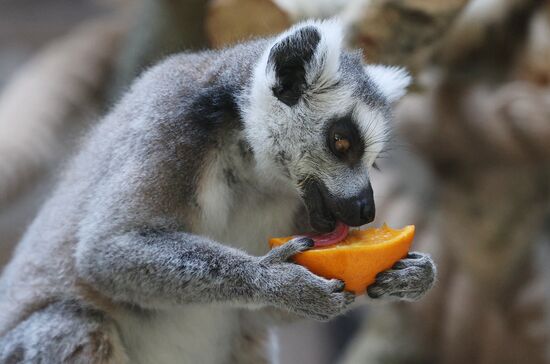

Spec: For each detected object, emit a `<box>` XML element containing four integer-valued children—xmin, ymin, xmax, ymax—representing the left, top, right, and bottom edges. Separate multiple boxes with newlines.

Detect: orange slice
<box><xmin>269</xmin><ymin>224</ymin><xmax>415</xmax><ymax>294</ymax></box>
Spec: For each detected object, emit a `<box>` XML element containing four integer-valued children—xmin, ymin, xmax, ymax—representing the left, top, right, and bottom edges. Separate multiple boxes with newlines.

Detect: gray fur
<box><xmin>367</xmin><ymin>252</ymin><xmax>437</xmax><ymax>301</ymax></box>
<box><xmin>0</xmin><ymin>300</ymin><xmax>127</xmax><ymax>363</ymax></box>
<box><xmin>0</xmin><ymin>20</ymin><xmax>434</xmax><ymax>363</ymax></box>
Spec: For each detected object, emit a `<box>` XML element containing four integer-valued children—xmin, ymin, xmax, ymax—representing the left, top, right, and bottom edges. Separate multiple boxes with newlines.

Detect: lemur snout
<box><xmin>330</xmin><ymin>185</ymin><xmax>375</xmax><ymax>227</ymax></box>
<box><xmin>302</xmin><ymin>179</ymin><xmax>376</xmax><ymax>232</ymax></box>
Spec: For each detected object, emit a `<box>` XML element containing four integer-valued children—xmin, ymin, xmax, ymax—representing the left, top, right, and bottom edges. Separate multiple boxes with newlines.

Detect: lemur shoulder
<box><xmin>0</xmin><ymin>20</ymin><xmax>435</xmax><ymax>364</ymax></box>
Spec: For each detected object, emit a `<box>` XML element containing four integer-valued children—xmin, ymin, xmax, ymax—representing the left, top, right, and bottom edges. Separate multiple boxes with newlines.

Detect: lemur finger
<box><xmin>367</xmin><ymin>261</ymin><xmax>437</xmax><ymax>300</ymax></box>
<box><xmin>380</xmin><ymin>265</ymin><xmax>435</xmax><ymax>289</ymax></box>
<box><xmin>329</xmin><ymin>279</ymin><xmax>346</xmax><ymax>293</ymax></box>
<box><xmin>261</xmin><ymin>237</ymin><xmax>314</xmax><ymax>264</ymax></box>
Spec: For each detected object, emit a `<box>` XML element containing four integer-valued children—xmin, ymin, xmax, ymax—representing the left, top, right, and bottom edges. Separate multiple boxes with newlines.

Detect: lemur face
<box><xmin>244</xmin><ymin>20</ymin><xmax>411</xmax><ymax>233</ymax></box>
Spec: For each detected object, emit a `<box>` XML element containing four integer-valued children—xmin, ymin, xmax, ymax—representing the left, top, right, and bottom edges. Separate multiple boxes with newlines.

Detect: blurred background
<box><xmin>0</xmin><ymin>0</ymin><xmax>549</xmax><ymax>363</ymax></box>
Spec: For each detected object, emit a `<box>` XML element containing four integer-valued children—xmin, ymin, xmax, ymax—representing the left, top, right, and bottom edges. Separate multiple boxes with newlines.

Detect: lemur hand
<box><xmin>366</xmin><ymin>252</ymin><xmax>436</xmax><ymax>301</ymax></box>
<box><xmin>258</xmin><ymin>237</ymin><xmax>355</xmax><ymax>321</ymax></box>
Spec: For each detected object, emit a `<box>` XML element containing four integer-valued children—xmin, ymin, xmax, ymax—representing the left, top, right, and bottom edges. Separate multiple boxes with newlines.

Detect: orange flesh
<box><xmin>269</xmin><ymin>224</ymin><xmax>415</xmax><ymax>294</ymax></box>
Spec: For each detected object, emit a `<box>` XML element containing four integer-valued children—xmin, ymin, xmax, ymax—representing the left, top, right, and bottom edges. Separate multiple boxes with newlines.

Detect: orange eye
<box><xmin>334</xmin><ymin>134</ymin><xmax>351</xmax><ymax>154</ymax></box>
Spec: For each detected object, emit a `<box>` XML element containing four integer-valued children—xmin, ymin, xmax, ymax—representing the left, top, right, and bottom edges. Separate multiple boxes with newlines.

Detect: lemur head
<box><xmin>243</xmin><ymin>20</ymin><xmax>411</xmax><ymax>233</ymax></box>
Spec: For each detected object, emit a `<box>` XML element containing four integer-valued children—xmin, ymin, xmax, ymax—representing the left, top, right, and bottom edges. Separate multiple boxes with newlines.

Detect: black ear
<box><xmin>268</xmin><ymin>26</ymin><xmax>321</xmax><ymax>106</ymax></box>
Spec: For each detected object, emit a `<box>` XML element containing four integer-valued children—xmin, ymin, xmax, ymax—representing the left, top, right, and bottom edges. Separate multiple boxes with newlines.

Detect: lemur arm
<box><xmin>77</xmin><ymin>230</ymin><xmax>265</xmax><ymax>307</ymax></box>
<box><xmin>75</xmin><ymin>230</ymin><xmax>354</xmax><ymax>320</ymax></box>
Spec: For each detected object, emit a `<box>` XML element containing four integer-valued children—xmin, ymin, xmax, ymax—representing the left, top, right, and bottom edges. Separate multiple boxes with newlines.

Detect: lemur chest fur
<box><xmin>194</xmin><ymin>136</ymin><xmax>301</xmax><ymax>256</ymax></box>
<box><xmin>116</xmin><ymin>305</ymin><xmax>238</xmax><ymax>364</ymax></box>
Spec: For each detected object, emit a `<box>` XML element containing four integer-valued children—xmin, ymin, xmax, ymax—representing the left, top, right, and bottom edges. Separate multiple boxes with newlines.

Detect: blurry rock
<box><xmin>0</xmin><ymin>16</ymin><xmax>126</xmax><ymax>263</ymax></box>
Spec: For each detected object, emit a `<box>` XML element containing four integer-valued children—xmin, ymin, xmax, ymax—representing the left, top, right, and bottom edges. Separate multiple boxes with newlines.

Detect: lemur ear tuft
<box><xmin>268</xmin><ymin>26</ymin><xmax>321</xmax><ymax>106</ymax></box>
<box><xmin>265</xmin><ymin>20</ymin><xmax>344</xmax><ymax>106</ymax></box>
<box><xmin>365</xmin><ymin>65</ymin><xmax>412</xmax><ymax>103</ymax></box>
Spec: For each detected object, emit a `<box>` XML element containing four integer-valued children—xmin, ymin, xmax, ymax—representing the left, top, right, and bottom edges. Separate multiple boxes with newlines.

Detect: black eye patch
<box><xmin>326</xmin><ymin>116</ymin><xmax>364</xmax><ymax>166</ymax></box>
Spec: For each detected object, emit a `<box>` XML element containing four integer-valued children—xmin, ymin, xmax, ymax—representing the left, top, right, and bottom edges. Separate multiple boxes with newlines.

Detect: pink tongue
<box><xmin>306</xmin><ymin>222</ymin><xmax>350</xmax><ymax>247</ymax></box>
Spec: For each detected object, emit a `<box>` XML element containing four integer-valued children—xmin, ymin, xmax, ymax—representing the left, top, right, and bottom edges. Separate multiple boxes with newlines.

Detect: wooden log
<box><xmin>515</xmin><ymin>2</ymin><xmax>550</xmax><ymax>85</ymax></box>
<box><xmin>206</xmin><ymin>0</ymin><xmax>291</xmax><ymax>49</ymax></box>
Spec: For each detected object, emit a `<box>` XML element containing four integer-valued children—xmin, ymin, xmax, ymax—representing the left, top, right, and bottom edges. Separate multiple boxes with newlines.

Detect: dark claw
<box><xmin>302</xmin><ymin>238</ymin><xmax>315</xmax><ymax>248</ymax></box>
<box><xmin>407</xmin><ymin>252</ymin><xmax>422</xmax><ymax>259</ymax></box>
<box><xmin>334</xmin><ymin>280</ymin><xmax>346</xmax><ymax>292</ymax></box>
<box><xmin>392</xmin><ymin>261</ymin><xmax>406</xmax><ymax>269</ymax></box>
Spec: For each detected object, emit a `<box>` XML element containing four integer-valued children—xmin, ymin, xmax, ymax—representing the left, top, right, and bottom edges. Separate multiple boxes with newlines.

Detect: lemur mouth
<box><xmin>300</xmin><ymin>178</ymin><xmax>350</xmax><ymax>246</ymax></box>
<box><xmin>300</xmin><ymin>178</ymin><xmax>336</xmax><ymax>233</ymax></box>
<box><xmin>305</xmin><ymin>221</ymin><xmax>349</xmax><ymax>247</ymax></box>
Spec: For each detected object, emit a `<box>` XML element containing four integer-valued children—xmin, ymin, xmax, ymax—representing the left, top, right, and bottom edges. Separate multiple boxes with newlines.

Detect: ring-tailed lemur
<box><xmin>0</xmin><ymin>20</ymin><xmax>435</xmax><ymax>363</ymax></box>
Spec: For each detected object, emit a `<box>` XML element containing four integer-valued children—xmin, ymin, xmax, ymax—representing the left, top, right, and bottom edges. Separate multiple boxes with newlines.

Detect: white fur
<box><xmin>196</xmin><ymin>149</ymin><xmax>301</xmax><ymax>255</ymax></box>
<box><xmin>116</xmin><ymin>306</ymin><xmax>237</xmax><ymax>364</ymax></box>
<box><xmin>365</xmin><ymin>65</ymin><xmax>412</xmax><ymax>102</ymax></box>
<box><xmin>196</xmin><ymin>153</ymin><xmax>232</xmax><ymax>233</ymax></box>
<box><xmin>305</xmin><ymin>19</ymin><xmax>344</xmax><ymax>89</ymax></box>
<box><xmin>353</xmin><ymin>103</ymin><xmax>388</xmax><ymax>164</ymax></box>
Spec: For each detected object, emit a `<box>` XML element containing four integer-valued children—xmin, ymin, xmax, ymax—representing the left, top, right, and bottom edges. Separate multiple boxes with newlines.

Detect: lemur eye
<box><xmin>327</xmin><ymin>116</ymin><xmax>364</xmax><ymax>166</ymax></box>
<box><xmin>334</xmin><ymin>133</ymin><xmax>351</xmax><ymax>154</ymax></box>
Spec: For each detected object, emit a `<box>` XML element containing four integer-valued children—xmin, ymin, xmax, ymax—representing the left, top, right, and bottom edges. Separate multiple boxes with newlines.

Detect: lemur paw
<box><xmin>259</xmin><ymin>237</ymin><xmax>355</xmax><ymax>322</ymax></box>
<box><xmin>366</xmin><ymin>252</ymin><xmax>436</xmax><ymax>301</ymax></box>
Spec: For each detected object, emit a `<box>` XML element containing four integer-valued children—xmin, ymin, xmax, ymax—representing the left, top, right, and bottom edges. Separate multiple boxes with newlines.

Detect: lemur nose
<box><xmin>360</xmin><ymin>198</ymin><xmax>376</xmax><ymax>224</ymax></box>
<box><xmin>330</xmin><ymin>184</ymin><xmax>375</xmax><ymax>227</ymax></box>
<box><xmin>358</xmin><ymin>183</ymin><xmax>375</xmax><ymax>224</ymax></box>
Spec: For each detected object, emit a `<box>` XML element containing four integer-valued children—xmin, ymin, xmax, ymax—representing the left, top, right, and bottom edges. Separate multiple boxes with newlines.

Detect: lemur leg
<box><xmin>367</xmin><ymin>252</ymin><xmax>436</xmax><ymax>301</ymax></box>
<box><xmin>0</xmin><ymin>300</ymin><xmax>128</xmax><ymax>364</ymax></box>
